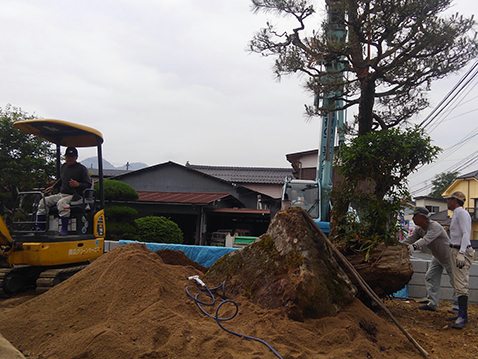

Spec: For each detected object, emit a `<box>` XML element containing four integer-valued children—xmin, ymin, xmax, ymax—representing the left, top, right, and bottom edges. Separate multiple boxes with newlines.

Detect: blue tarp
<box><xmin>119</xmin><ymin>240</ymin><xmax>237</xmax><ymax>268</ymax></box>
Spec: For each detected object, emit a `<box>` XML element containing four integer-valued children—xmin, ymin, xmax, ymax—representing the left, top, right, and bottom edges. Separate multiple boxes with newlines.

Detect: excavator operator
<box><xmin>36</xmin><ymin>147</ymin><xmax>91</xmax><ymax>235</ymax></box>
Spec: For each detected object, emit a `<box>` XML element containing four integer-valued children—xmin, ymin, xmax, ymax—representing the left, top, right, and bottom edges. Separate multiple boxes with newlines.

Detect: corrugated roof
<box><xmin>210</xmin><ymin>208</ymin><xmax>270</xmax><ymax>214</ymax></box>
<box><xmin>187</xmin><ymin>164</ymin><xmax>293</xmax><ymax>185</ymax></box>
<box><xmin>137</xmin><ymin>191</ymin><xmax>231</xmax><ymax>204</ymax></box>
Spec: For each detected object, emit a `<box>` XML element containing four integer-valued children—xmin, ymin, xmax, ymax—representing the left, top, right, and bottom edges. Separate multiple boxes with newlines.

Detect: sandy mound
<box><xmin>156</xmin><ymin>248</ymin><xmax>208</xmax><ymax>272</ymax></box>
<box><xmin>0</xmin><ymin>243</ymin><xmax>423</xmax><ymax>359</ymax></box>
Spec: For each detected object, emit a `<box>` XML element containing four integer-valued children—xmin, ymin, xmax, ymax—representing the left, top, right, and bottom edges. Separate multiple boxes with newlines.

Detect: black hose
<box><xmin>186</xmin><ymin>280</ymin><xmax>283</xmax><ymax>359</ymax></box>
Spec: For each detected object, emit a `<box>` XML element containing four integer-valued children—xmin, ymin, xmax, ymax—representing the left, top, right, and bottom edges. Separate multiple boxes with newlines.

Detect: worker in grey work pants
<box><xmin>401</xmin><ymin>207</ymin><xmax>457</xmax><ymax>312</ymax></box>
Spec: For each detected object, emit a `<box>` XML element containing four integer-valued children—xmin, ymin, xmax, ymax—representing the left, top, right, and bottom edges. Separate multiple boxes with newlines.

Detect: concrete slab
<box><xmin>410</xmin><ymin>259</ymin><xmax>428</xmax><ymax>273</ymax></box>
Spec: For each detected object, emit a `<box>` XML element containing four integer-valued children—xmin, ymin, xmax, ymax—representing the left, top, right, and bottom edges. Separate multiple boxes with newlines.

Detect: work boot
<box><xmin>451</xmin><ymin>296</ymin><xmax>468</xmax><ymax>329</ymax></box>
<box><xmin>35</xmin><ymin>215</ymin><xmax>46</xmax><ymax>231</ymax></box>
<box><xmin>59</xmin><ymin>217</ymin><xmax>70</xmax><ymax>236</ymax></box>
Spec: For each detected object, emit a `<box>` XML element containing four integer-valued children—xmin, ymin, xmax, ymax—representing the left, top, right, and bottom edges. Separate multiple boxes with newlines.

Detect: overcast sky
<box><xmin>1</xmin><ymin>0</ymin><xmax>477</xmax><ymax>197</ymax></box>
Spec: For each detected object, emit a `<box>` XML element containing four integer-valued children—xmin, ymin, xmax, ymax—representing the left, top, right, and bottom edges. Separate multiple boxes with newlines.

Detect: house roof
<box><xmin>88</xmin><ymin>168</ymin><xmax>131</xmax><ymax>178</ymax></box>
<box><xmin>413</xmin><ymin>196</ymin><xmax>447</xmax><ymax>203</ymax></box>
<box><xmin>186</xmin><ymin>163</ymin><xmax>293</xmax><ymax>185</ymax></box>
<box><xmin>456</xmin><ymin>170</ymin><xmax>478</xmax><ymax>180</ymax></box>
<box><xmin>285</xmin><ymin>149</ymin><xmax>318</xmax><ymax>162</ymax></box>
<box><xmin>111</xmin><ymin>161</ymin><xmax>235</xmax><ymax>186</ymax></box>
<box><xmin>136</xmin><ymin>191</ymin><xmax>231</xmax><ymax>204</ymax></box>
<box><xmin>429</xmin><ymin>209</ymin><xmax>449</xmax><ymax>222</ymax></box>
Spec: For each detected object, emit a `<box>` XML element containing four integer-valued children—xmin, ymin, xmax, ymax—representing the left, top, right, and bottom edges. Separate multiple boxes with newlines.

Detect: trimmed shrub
<box><xmin>105</xmin><ymin>206</ymin><xmax>138</xmax><ymax>219</ymax></box>
<box><xmin>95</xmin><ymin>179</ymin><xmax>139</xmax><ymax>201</ymax></box>
<box><xmin>135</xmin><ymin>216</ymin><xmax>183</xmax><ymax>244</ymax></box>
<box><xmin>106</xmin><ymin>222</ymin><xmax>137</xmax><ymax>238</ymax></box>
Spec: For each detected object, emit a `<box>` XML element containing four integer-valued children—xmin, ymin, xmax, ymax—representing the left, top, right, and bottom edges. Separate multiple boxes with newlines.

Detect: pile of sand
<box><xmin>0</xmin><ymin>243</ymin><xmax>423</xmax><ymax>359</ymax></box>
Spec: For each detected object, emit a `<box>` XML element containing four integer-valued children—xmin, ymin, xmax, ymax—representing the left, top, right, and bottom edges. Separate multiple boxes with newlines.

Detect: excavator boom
<box><xmin>0</xmin><ymin>216</ymin><xmax>12</xmax><ymax>246</ymax></box>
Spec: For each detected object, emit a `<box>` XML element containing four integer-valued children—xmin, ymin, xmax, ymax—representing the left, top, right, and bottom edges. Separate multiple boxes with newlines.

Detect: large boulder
<box><xmin>204</xmin><ymin>207</ymin><xmax>357</xmax><ymax>322</ymax></box>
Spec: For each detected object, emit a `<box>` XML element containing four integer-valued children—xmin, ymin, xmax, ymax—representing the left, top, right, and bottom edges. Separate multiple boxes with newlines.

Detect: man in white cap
<box><xmin>402</xmin><ymin>207</ymin><xmax>456</xmax><ymax>312</ymax></box>
<box><xmin>443</xmin><ymin>190</ymin><xmax>474</xmax><ymax>329</ymax></box>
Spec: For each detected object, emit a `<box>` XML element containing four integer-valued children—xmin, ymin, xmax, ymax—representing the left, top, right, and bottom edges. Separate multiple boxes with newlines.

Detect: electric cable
<box><xmin>419</xmin><ymin>61</ymin><xmax>478</xmax><ymax>130</ymax></box>
<box><xmin>409</xmin><ymin>150</ymin><xmax>478</xmax><ymax>196</ymax></box>
<box><xmin>185</xmin><ymin>277</ymin><xmax>283</xmax><ymax>359</ymax></box>
<box><xmin>408</xmin><ymin>125</ymin><xmax>478</xmax><ymax>183</ymax></box>
<box><xmin>427</xmin><ymin>78</ymin><xmax>478</xmax><ymax>134</ymax></box>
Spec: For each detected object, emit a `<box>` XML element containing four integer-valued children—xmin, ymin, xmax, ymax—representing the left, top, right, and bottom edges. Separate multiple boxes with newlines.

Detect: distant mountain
<box><xmin>80</xmin><ymin>157</ymin><xmax>148</xmax><ymax>171</ymax></box>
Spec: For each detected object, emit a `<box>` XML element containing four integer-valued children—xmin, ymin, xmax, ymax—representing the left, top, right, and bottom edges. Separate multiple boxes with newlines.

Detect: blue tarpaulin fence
<box><xmin>119</xmin><ymin>240</ymin><xmax>237</xmax><ymax>268</ymax></box>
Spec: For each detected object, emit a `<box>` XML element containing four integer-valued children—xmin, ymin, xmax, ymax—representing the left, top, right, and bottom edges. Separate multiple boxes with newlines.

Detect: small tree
<box><xmin>331</xmin><ymin>126</ymin><xmax>440</xmax><ymax>247</ymax></box>
<box><xmin>428</xmin><ymin>171</ymin><xmax>459</xmax><ymax>198</ymax></box>
<box><xmin>0</xmin><ymin>105</ymin><xmax>55</xmax><ymax>209</ymax></box>
<box><xmin>135</xmin><ymin>216</ymin><xmax>183</xmax><ymax>244</ymax></box>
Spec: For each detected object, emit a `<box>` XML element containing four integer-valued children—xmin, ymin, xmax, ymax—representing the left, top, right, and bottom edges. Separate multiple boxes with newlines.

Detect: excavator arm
<box><xmin>0</xmin><ymin>216</ymin><xmax>12</xmax><ymax>246</ymax></box>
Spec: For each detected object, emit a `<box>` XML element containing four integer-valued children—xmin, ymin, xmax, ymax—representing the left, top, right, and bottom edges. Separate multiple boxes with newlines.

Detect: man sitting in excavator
<box><xmin>36</xmin><ymin>147</ymin><xmax>91</xmax><ymax>235</ymax></box>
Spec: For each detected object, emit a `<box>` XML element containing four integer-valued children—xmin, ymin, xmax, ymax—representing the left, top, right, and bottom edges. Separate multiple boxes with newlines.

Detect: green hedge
<box><xmin>135</xmin><ymin>216</ymin><xmax>183</xmax><ymax>244</ymax></box>
<box><xmin>105</xmin><ymin>205</ymin><xmax>138</xmax><ymax>219</ymax></box>
<box><xmin>95</xmin><ymin>179</ymin><xmax>139</xmax><ymax>201</ymax></box>
<box><xmin>106</xmin><ymin>222</ymin><xmax>137</xmax><ymax>235</ymax></box>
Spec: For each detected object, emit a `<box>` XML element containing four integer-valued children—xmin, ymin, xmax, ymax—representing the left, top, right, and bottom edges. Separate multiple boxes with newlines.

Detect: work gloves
<box><xmin>456</xmin><ymin>252</ymin><xmax>466</xmax><ymax>269</ymax></box>
<box><xmin>408</xmin><ymin>244</ymin><xmax>418</xmax><ymax>256</ymax></box>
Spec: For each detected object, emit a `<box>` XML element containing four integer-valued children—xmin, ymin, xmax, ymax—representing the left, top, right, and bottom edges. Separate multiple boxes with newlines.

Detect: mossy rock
<box><xmin>204</xmin><ymin>207</ymin><xmax>357</xmax><ymax>321</ymax></box>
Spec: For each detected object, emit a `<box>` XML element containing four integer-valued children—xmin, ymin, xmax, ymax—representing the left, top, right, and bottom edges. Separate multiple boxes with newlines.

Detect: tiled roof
<box><xmin>88</xmin><ymin>168</ymin><xmax>131</xmax><ymax>178</ymax></box>
<box><xmin>187</xmin><ymin>164</ymin><xmax>293</xmax><ymax>185</ymax></box>
<box><xmin>457</xmin><ymin>170</ymin><xmax>478</xmax><ymax>179</ymax></box>
<box><xmin>137</xmin><ymin>191</ymin><xmax>230</xmax><ymax>204</ymax></box>
<box><xmin>429</xmin><ymin>210</ymin><xmax>449</xmax><ymax>222</ymax></box>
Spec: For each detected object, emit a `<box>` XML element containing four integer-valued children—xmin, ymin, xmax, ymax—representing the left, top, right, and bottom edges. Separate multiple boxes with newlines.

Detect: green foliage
<box><xmin>331</xmin><ymin>126</ymin><xmax>440</xmax><ymax>246</ymax></box>
<box><xmin>336</xmin><ymin>126</ymin><xmax>441</xmax><ymax>198</ymax></box>
<box><xmin>106</xmin><ymin>222</ymin><xmax>137</xmax><ymax>236</ymax></box>
<box><xmin>135</xmin><ymin>216</ymin><xmax>183</xmax><ymax>244</ymax></box>
<box><xmin>96</xmin><ymin>179</ymin><xmax>139</xmax><ymax>201</ymax></box>
<box><xmin>429</xmin><ymin>171</ymin><xmax>459</xmax><ymax>198</ymax></box>
<box><xmin>105</xmin><ymin>205</ymin><xmax>138</xmax><ymax>219</ymax></box>
<box><xmin>104</xmin><ymin>205</ymin><xmax>138</xmax><ymax>240</ymax></box>
<box><xmin>106</xmin><ymin>221</ymin><xmax>139</xmax><ymax>240</ymax></box>
<box><xmin>250</xmin><ymin>0</ymin><xmax>478</xmax><ymax>135</ymax></box>
<box><xmin>0</xmin><ymin>105</ymin><xmax>56</xmax><ymax>209</ymax></box>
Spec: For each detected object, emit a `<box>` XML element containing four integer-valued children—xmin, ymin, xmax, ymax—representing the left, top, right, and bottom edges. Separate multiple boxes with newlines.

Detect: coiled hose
<box><xmin>186</xmin><ymin>278</ymin><xmax>283</xmax><ymax>359</ymax></box>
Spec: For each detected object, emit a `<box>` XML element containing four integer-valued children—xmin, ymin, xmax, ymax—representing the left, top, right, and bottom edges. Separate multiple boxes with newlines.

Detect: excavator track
<box><xmin>35</xmin><ymin>265</ymin><xmax>89</xmax><ymax>294</ymax></box>
<box><xmin>0</xmin><ymin>268</ymin><xmax>14</xmax><ymax>298</ymax></box>
<box><xmin>0</xmin><ymin>264</ymin><xmax>89</xmax><ymax>297</ymax></box>
<box><xmin>0</xmin><ymin>266</ymin><xmax>40</xmax><ymax>298</ymax></box>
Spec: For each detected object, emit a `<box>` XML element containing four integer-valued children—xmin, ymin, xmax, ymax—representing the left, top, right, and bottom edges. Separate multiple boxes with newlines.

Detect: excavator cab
<box><xmin>0</xmin><ymin>119</ymin><xmax>106</xmax><ymax>297</ymax></box>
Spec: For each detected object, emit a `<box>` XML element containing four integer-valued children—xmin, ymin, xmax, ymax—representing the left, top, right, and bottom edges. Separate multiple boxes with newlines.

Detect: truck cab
<box><xmin>282</xmin><ymin>178</ymin><xmax>330</xmax><ymax>234</ymax></box>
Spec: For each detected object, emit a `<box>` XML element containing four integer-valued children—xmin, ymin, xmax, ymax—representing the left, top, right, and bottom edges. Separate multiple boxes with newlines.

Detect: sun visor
<box><xmin>13</xmin><ymin>119</ymin><xmax>103</xmax><ymax>147</ymax></box>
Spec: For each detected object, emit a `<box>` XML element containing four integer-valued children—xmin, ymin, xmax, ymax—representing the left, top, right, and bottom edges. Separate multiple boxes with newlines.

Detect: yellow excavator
<box><xmin>0</xmin><ymin>119</ymin><xmax>106</xmax><ymax>297</ymax></box>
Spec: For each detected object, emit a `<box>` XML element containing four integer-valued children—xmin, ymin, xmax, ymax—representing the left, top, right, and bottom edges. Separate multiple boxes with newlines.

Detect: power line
<box><xmin>419</xmin><ymin>61</ymin><xmax>478</xmax><ymax>130</ymax></box>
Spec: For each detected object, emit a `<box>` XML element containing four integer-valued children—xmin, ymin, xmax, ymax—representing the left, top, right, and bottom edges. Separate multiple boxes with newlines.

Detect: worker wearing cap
<box><xmin>401</xmin><ymin>207</ymin><xmax>456</xmax><ymax>312</ymax></box>
<box><xmin>37</xmin><ymin>147</ymin><xmax>91</xmax><ymax>236</ymax></box>
<box><xmin>443</xmin><ymin>190</ymin><xmax>474</xmax><ymax>329</ymax></box>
